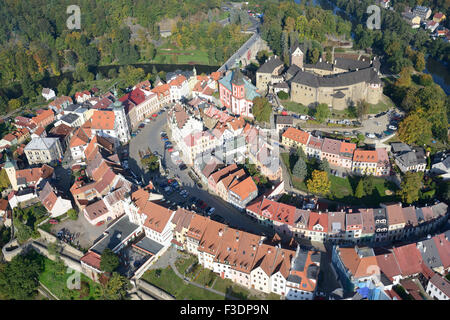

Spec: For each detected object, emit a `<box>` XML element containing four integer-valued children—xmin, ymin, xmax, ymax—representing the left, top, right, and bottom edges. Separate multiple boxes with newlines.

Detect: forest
<box><xmin>0</xmin><ymin>0</ymin><xmax>225</xmax><ymax>112</ymax></box>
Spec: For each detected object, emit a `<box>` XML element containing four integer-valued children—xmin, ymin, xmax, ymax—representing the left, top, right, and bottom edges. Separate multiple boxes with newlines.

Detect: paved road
<box><xmin>127</xmin><ymin>109</ymin><xmax>274</xmax><ymax>238</ymax></box>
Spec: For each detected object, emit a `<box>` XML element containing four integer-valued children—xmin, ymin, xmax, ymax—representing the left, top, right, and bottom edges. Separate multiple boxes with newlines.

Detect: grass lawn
<box><xmin>367</xmin><ymin>96</ymin><xmax>394</xmax><ymax>114</ymax></box>
<box><xmin>282</xmin><ymin>100</ymin><xmax>310</xmax><ymax>114</ymax></box>
<box><xmin>329</xmin><ymin>175</ymin><xmax>400</xmax><ymax>206</ymax></box>
<box><xmin>39</xmin><ymin>257</ymin><xmax>101</xmax><ymax>300</ymax></box>
<box><xmin>141</xmin><ymin>266</ymin><xmax>225</xmax><ymax>300</ymax></box>
<box><xmin>152</xmin><ymin>48</ymin><xmax>211</xmax><ymax>65</ymax></box>
<box><xmin>175</xmin><ymin>254</ymin><xmax>197</xmax><ymax>275</ymax></box>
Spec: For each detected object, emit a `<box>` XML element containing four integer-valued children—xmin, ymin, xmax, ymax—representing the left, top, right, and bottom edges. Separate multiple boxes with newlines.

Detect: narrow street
<box><xmin>127</xmin><ymin>109</ymin><xmax>274</xmax><ymax>238</ymax></box>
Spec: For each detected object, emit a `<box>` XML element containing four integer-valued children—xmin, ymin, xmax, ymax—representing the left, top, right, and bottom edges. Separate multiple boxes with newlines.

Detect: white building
<box><xmin>427</xmin><ymin>274</ymin><xmax>450</xmax><ymax>300</ymax></box>
<box><xmin>42</xmin><ymin>88</ymin><xmax>56</xmax><ymax>101</ymax></box>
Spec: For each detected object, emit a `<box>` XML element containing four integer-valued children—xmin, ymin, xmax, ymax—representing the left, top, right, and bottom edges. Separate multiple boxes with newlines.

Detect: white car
<box><xmin>388</xmin><ymin>125</ymin><xmax>397</xmax><ymax>131</ymax></box>
<box><xmin>208</xmin><ymin>207</ymin><xmax>216</xmax><ymax>215</ymax></box>
<box><xmin>366</xmin><ymin>133</ymin><xmax>376</xmax><ymax>139</ymax></box>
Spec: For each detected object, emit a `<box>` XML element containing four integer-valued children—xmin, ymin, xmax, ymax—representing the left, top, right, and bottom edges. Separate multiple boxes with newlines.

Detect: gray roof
<box><xmin>133</xmin><ymin>236</ymin><xmax>164</xmax><ymax>255</ymax></box>
<box><xmin>292</xmin><ymin>248</ymin><xmax>308</xmax><ymax>272</ymax></box>
<box><xmin>276</xmin><ymin>115</ymin><xmax>293</xmax><ymax>125</ymax></box>
<box><xmin>61</xmin><ymin>113</ymin><xmax>80</xmax><ymax>124</ymax></box>
<box><xmin>291</xmin><ymin>67</ymin><xmax>381</xmax><ymax>88</ymax></box>
<box><xmin>395</xmin><ymin>150</ymin><xmax>426</xmax><ymax>167</ymax></box>
<box><xmin>286</xmin><ymin>64</ymin><xmax>301</xmax><ymax>79</ymax></box>
<box><xmin>306</xmin><ymin>264</ymin><xmax>319</xmax><ymax>279</ymax></box>
<box><xmin>304</xmin><ymin>58</ymin><xmax>371</xmax><ymax>72</ymax></box>
<box><xmin>257</xmin><ymin>56</ymin><xmax>284</xmax><ymax>74</ymax></box>
<box><xmin>273</xmin><ymin>82</ymin><xmax>289</xmax><ymax>89</ymax></box>
<box><xmin>415</xmin><ymin>207</ymin><xmax>425</xmax><ymax>223</ymax></box>
<box><xmin>231</xmin><ymin>68</ymin><xmax>245</xmax><ymax>86</ymax></box>
<box><xmin>391</xmin><ymin>142</ymin><xmax>412</xmax><ymax>154</ymax></box>
<box><xmin>64</xmin><ymin>104</ymin><xmax>81</xmax><ymax>112</ymax></box>
<box><xmin>417</xmin><ymin>239</ymin><xmax>442</xmax><ymax>269</ymax></box>
<box><xmin>91</xmin><ymin>215</ymin><xmax>140</xmax><ymax>255</ymax></box>
<box><xmin>24</xmin><ymin>137</ymin><xmax>59</xmax><ymax>151</ymax></box>
<box><xmin>431</xmin><ymin>202</ymin><xmax>448</xmax><ymax>218</ymax></box>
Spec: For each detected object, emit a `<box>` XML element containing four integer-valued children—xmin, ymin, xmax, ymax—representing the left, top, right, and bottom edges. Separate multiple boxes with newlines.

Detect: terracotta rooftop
<box><xmin>353</xmin><ymin>149</ymin><xmax>378</xmax><ymax>163</ymax></box>
<box><xmin>282</xmin><ymin>127</ymin><xmax>310</xmax><ymax>145</ymax></box>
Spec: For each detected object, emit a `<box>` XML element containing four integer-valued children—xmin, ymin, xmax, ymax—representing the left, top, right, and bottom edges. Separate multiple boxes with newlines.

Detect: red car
<box><xmin>49</xmin><ymin>219</ymin><xmax>58</xmax><ymax>225</ymax></box>
<box><xmin>281</xmin><ymin>111</ymin><xmax>288</xmax><ymax>116</ymax></box>
<box><xmin>167</xmin><ymin>148</ymin><xmax>174</xmax><ymax>153</ymax></box>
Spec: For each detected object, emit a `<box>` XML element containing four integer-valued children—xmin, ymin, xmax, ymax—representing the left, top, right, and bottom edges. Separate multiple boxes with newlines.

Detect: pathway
<box><xmin>38</xmin><ymin>281</ymin><xmax>59</xmax><ymax>300</ymax></box>
<box><xmin>169</xmin><ymin>260</ymin><xmax>239</xmax><ymax>300</ymax></box>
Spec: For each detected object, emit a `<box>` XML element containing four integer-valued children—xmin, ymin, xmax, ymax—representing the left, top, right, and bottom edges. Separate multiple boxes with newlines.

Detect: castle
<box><xmin>256</xmin><ymin>42</ymin><xmax>383</xmax><ymax>110</ymax></box>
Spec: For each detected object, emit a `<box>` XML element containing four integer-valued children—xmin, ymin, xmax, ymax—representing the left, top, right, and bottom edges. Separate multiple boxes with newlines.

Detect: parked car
<box><xmin>179</xmin><ymin>164</ymin><xmax>187</xmax><ymax>170</ymax></box>
<box><xmin>123</xmin><ymin>160</ymin><xmax>129</xmax><ymax>169</ymax></box>
<box><xmin>49</xmin><ymin>219</ymin><xmax>58</xmax><ymax>225</ymax></box>
<box><xmin>388</xmin><ymin>125</ymin><xmax>397</xmax><ymax>131</ymax></box>
<box><xmin>208</xmin><ymin>207</ymin><xmax>216</xmax><ymax>215</ymax></box>
<box><xmin>139</xmin><ymin>123</ymin><xmax>145</xmax><ymax>128</ymax></box>
<box><xmin>366</xmin><ymin>133</ymin><xmax>376</xmax><ymax>139</ymax></box>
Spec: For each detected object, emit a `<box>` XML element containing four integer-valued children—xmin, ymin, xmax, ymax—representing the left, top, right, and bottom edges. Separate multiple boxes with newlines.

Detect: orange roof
<box><xmin>198</xmin><ymin>219</ymin><xmax>227</xmax><ymax>255</ymax></box>
<box><xmin>229</xmin><ymin>176</ymin><xmax>257</xmax><ymax>201</ymax></box>
<box><xmin>90</xmin><ymin>110</ymin><xmax>115</xmax><ymax>130</ymax></box>
<box><xmin>187</xmin><ymin>214</ymin><xmax>211</xmax><ymax>241</ymax></box>
<box><xmin>31</xmin><ymin>109</ymin><xmax>54</xmax><ymax>126</ymax></box>
<box><xmin>69</xmin><ymin>127</ymin><xmax>91</xmax><ymax>148</ymax></box>
<box><xmin>140</xmin><ymin>201</ymin><xmax>173</xmax><ymax>234</ymax></box>
<box><xmin>353</xmin><ymin>149</ymin><xmax>378</xmax><ymax>163</ymax></box>
<box><xmin>282</xmin><ymin>127</ymin><xmax>310</xmax><ymax>145</ymax></box>
<box><xmin>231</xmin><ymin>230</ymin><xmax>261</xmax><ymax>274</ymax></box>
<box><xmin>340</xmin><ymin>141</ymin><xmax>356</xmax><ymax>155</ymax></box>
<box><xmin>169</xmin><ymin>75</ymin><xmax>187</xmax><ymax>87</ymax></box>
<box><xmin>34</xmin><ymin>127</ymin><xmax>45</xmax><ymax>136</ymax></box>
<box><xmin>210</xmin><ymin>163</ymin><xmax>238</xmax><ymax>184</ymax></box>
<box><xmin>308</xmin><ymin>212</ymin><xmax>328</xmax><ymax>232</ymax></box>
<box><xmin>210</xmin><ymin>72</ymin><xmax>222</xmax><ymax>81</ymax></box>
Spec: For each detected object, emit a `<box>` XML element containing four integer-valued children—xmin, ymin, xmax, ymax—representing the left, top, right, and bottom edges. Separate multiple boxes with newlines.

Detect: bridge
<box><xmin>217</xmin><ymin>16</ymin><xmax>269</xmax><ymax>72</ymax></box>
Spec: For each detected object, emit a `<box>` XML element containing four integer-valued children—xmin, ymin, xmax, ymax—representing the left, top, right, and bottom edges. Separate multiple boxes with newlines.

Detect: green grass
<box><xmin>141</xmin><ymin>265</ymin><xmax>225</xmax><ymax>300</ymax></box>
<box><xmin>39</xmin><ymin>258</ymin><xmax>101</xmax><ymax>300</ymax></box>
<box><xmin>367</xmin><ymin>97</ymin><xmax>394</xmax><ymax>114</ymax></box>
<box><xmin>282</xmin><ymin>100</ymin><xmax>309</xmax><ymax>114</ymax></box>
<box><xmin>175</xmin><ymin>254</ymin><xmax>197</xmax><ymax>275</ymax></box>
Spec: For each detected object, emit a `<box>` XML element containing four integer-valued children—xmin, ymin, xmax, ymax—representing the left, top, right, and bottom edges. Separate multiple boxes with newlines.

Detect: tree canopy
<box><xmin>100</xmin><ymin>248</ymin><xmax>120</xmax><ymax>273</ymax></box>
<box><xmin>307</xmin><ymin>170</ymin><xmax>331</xmax><ymax>195</ymax></box>
<box><xmin>252</xmin><ymin>97</ymin><xmax>272</xmax><ymax>123</ymax></box>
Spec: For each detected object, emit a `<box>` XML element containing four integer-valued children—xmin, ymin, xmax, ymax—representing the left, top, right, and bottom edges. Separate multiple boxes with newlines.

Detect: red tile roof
<box><xmin>353</xmin><ymin>149</ymin><xmax>378</xmax><ymax>163</ymax></box>
<box><xmin>282</xmin><ymin>127</ymin><xmax>310</xmax><ymax>145</ymax></box>
<box><xmin>393</xmin><ymin>243</ymin><xmax>423</xmax><ymax>277</ymax></box>
<box><xmin>308</xmin><ymin>212</ymin><xmax>328</xmax><ymax>232</ymax></box>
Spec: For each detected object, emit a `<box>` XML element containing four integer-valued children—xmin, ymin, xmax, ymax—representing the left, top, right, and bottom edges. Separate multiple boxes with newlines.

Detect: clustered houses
<box><xmin>0</xmin><ymin>127</ymin><xmax>30</xmax><ymax>149</ymax></box>
<box><xmin>246</xmin><ymin>197</ymin><xmax>449</xmax><ymax>245</ymax></box>
<box><xmin>281</xmin><ymin>127</ymin><xmax>390</xmax><ymax>176</ymax></box>
<box><xmin>332</xmin><ymin>229</ymin><xmax>450</xmax><ymax>300</ymax></box>
<box><xmin>390</xmin><ymin>142</ymin><xmax>427</xmax><ymax>173</ymax></box>
<box><xmin>200</xmin><ymin>163</ymin><xmax>258</xmax><ymax>210</ymax></box>
<box><xmin>173</xmin><ymin>208</ymin><xmax>321</xmax><ymax>299</ymax></box>
<box><xmin>70</xmin><ymin>135</ymin><xmax>134</xmax><ymax>225</ymax></box>
<box><xmin>3</xmin><ymin>156</ymin><xmax>72</xmax><ymax>217</ymax></box>
<box><xmin>119</xmin><ymin>87</ymin><xmax>159</xmax><ymax>130</ymax></box>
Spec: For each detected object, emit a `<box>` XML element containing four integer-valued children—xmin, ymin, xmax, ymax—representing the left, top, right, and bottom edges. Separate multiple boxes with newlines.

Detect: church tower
<box><xmin>4</xmin><ymin>155</ymin><xmax>18</xmax><ymax>191</ymax></box>
<box><xmin>290</xmin><ymin>40</ymin><xmax>304</xmax><ymax>68</ymax></box>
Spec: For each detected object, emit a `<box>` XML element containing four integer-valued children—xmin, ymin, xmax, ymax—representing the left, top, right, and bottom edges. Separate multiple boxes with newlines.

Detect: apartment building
<box><xmin>24</xmin><ymin>137</ymin><xmax>63</xmax><ymax>165</ymax></box>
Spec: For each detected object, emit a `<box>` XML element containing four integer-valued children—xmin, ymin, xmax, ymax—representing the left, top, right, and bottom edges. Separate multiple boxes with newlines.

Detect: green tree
<box><xmin>395</xmin><ymin>67</ymin><xmax>412</xmax><ymax>87</ymax></box>
<box><xmin>296</xmin><ymin>147</ymin><xmax>307</xmax><ymax>161</ymax></box>
<box><xmin>100</xmin><ymin>272</ymin><xmax>131</xmax><ymax>300</ymax></box>
<box><xmin>398</xmin><ymin>111</ymin><xmax>432</xmax><ymax>145</ymax></box>
<box><xmin>293</xmin><ymin>157</ymin><xmax>307</xmax><ymax>181</ymax></box>
<box><xmin>256</xmin><ymin>50</ymin><xmax>269</xmax><ymax>65</ymax></box>
<box><xmin>100</xmin><ymin>248</ymin><xmax>120</xmax><ymax>273</ymax></box>
<box><xmin>363</xmin><ymin>175</ymin><xmax>374</xmax><ymax>195</ymax></box>
<box><xmin>313</xmin><ymin>103</ymin><xmax>330</xmax><ymax>123</ymax></box>
<box><xmin>47</xmin><ymin>241</ymin><xmax>61</xmax><ymax>257</ymax></box>
<box><xmin>141</xmin><ymin>154</ymin><xmax>159</xmax><ymax>172</ymax></box>
<box><xmin>0</xmin><ymin>251</ymin><xmax>44</xmax><ymax>299</ymax></box>
<box><xmin>307</xmin><ymin>170</ymin><xmax>331</xmax><ymax>195</ymax></box>
<box><xmin>0</xmin><ymin>169</ymin><xmax>11</xmax><ymax>191</ymax></box>
<box><xmin>8</xmin><ymin>99</ymin><xmax>21</xmax><ymax>111</ymax></box>
<box><xmin>355</xmin><ymin>179</ymin><xmax>365</xmax><ymax>198</ymax></box>
<box><xmin>319</xmin><ymin>158</ymin><xmax>331</xmax><ymax>174</ymax></box>
<box><xmin>413</xmin><ymin>51</ymin><xmax>425</xmax><ymax>72</ymax></box>
<box><xmin>307</xmin><ymin>47</ymin><xmax>320</xmax><ymax>64</ymax></box>
<box><xmin>67</xmin><ymin>208</ymin><xmax>78</xmax><ymax>220</ymax></box>
<box><xmin>356</xmin><ymin>100</ymin><xmax>369</xmax><ymax>121</ymax></box>
<box><xmin>57</xmin><ymin>78</ymin><xmax>71</xmax><ymax>96</ymax></box>
<box><xmin>252</xmin><ymin>97</ymin><xmax>272</xmax><ymax>123</ymax></box>
<box><xmin>277</xmin><ymin>91</ymin><xmax>289</xmax><ymax>100</ymax></box>
<box><xmin>397</xmin><ymin>172</ymin><xmax>423</xmax><ymax>204</ymax></box>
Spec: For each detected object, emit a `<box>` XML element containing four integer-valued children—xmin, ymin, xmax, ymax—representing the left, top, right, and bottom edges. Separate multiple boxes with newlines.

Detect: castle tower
<box><xmin>4</xmin><ymin>155</ymin><xmax>18</xmax><ymax>191</ymax></box>
<box><xmin>290</xmin><ymin>40</ymin><xmax>304</xmax><ymax>68</ymax></box>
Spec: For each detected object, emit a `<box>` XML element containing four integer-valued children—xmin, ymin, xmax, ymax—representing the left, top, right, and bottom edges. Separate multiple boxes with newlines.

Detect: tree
<box><xmin>363</xmin><ymin>175</ymin><xmax>374</xmax><ymax>195</ymax></box>
<box><xmin>413</xmin><ymin>51</ymin><xmax>425</xmax><ymax>72</ymax></box>
<box><xmin>397</xmin><ymin>172</ymin><xmax>423</xmax><ymax>204</ymax></box>
<box><xmin>307</xmin><ymin>47</ymin><xmax>320</xmax><ymax>64</ymax></box>
<box><xmin>100</xmin><ymin>248</ymin><xmax>120</xmax><ymax>273</ymax></box>
<box><xmin>252</xmin><ymin>97</ymin><xmax>272</xmax><ymax>123</ymax></box>
<box><xmin>0</xmin><ymin>169</ymin><xmax>11</xmax><ymax>191</ymax></box>
<box><xmin>307</xmin><ymin>170</ymin><xmax>331</xmax><ymax>195</ymax></box>
<box><xmin>355</xmin><ymin>179</ymin><xmax>365</xmax><ymax>198</ymax></box>
<box><xmin>141</xmin><ymin>154</ymin><xmax>159</xmax><ymax>172</ymax></box>
<box><xmin>296</xmin><ymin>147</ymin><xmax>307</xmax><ymax>161</ymax></box>
<box><xmin>256</xmin><ymin>50</ymin><xmax>269</xmax><ymax>65</ymax></box>
<box><xmin>319</xmin><ymin>158</ymin><xmax>330</xmax><ymax>174</ymax></box>
<box><xmin>395</xmin><ymin>67</ymin><xmax>412</xmax><ymax>87</ymax></box>
<box><xmin>277</xmin><ymin>91</ymin><xmax>289</xmax><ymax>100</ymax></box>
<box><xmin>8</xmin><ymin>99</ymin><xmax>21</xmax><ymax>111</ymax></box>
<box><xmin>398</xmin><ymin>111</ymin><xmax>432</xmax><ymax>145</ymax></box>
<box><xmin>356</xmin><ymin>100</ymin><xmax>369</xmax><ymax>121</ymax></box>
<box><xmin>100</xmin><ymin>272</ymin><xmax>131</xmax><ymax>300</ymax></box>
<box><xmin>57</xmin><ymin>78</ymin><xmax>70</xmax><ymax>96</ymax></box>
<box><xmin>313</xmin><ymin>103</ymin><xmax>330</xmax><ymax>123</ymax></box>
<box><xmin>67</xmin><ymin>208</ymin><xmax>78</xmax><ymax>220</ymax></box>
<box><xmin>419</xmin><ymin>74</ymin><xmax>433</xmax><ymax>86</ymax></box>
<box><xmin>0</xmin><ymin>251</ymin><xmax>43</xmax><ymax>299</ymax></box>
<box><xmin>47</xmin><ymin>241</ymin><xmax>61</xmax><ymax>257</ymax></box>
<box><xmin>293</xmin><ymin>157</ymin><xmax>307</xmax><ymax>181</ymax></box>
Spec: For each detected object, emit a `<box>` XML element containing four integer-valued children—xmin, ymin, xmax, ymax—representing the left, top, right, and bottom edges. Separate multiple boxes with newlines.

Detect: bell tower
<box><xmin>4</xmin><ymin>155</ymin><xmax>18</xmax><ymax>191</ymax></box>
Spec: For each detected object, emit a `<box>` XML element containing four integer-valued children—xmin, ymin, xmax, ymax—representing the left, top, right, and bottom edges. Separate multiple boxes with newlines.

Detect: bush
<box><xmin>277</xmin><ymin>91</ymin><xmax>289</xmax><ymax>100</ymax></box>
